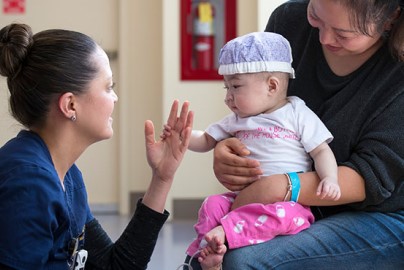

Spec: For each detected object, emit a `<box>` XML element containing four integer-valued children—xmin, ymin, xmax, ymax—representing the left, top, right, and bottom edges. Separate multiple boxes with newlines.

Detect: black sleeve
<box><xmin>342</xmin><ymin>89</ymin><xmax>404</xmax><ymax>212</ymax></box>
<box><xmin>84</xmin><ymin>199</ymin><xmax>169</xmax><ymax>270</ymax></box>
<box><xmin>264</xmin><ymin>0</ymin><xmax>309</xmax><ymax>33</ymax></box>
<box><xmin>264</xmin><ymin>0</ymin><xmax>312</xmax><ymax>72</ymax></box>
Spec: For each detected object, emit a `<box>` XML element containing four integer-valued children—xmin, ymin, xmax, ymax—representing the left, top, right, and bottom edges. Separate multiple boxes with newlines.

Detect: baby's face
<box><xmin>223</xmin><ymin>72</ymin><xmax>281</xmax><ymax>118</ymax></box>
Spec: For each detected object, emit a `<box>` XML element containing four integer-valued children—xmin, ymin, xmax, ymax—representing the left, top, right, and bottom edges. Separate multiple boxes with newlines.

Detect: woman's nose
<box><xmin>319</xmin><ymin>26</ymin><xmax>335</xmax><ymax>45</ymax></box>
<box><xmin>113</xmin><ymin>90</ymin><xmax>119</xmax><ymax>102</ymax></box>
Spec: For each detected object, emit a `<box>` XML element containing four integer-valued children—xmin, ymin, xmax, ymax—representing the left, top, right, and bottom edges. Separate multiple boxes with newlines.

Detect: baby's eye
<box><xmin>224</xmin><ymin>84</ymin><xmax>241</xmax><ymax>92</ymax></box>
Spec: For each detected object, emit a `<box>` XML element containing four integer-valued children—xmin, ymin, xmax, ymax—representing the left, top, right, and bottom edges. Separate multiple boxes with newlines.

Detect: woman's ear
<box><xmin>58</xmin><ymin>92</ymin><xmax>76</xmax><ymax>120</ymax></box>
<box><xmin>384</xmin><ymin>7</ymin><xmax>401</xmax><ymax>31</ymax></box>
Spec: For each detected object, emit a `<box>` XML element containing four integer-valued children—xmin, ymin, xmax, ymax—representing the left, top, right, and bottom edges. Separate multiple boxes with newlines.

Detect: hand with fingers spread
<box><xmin>143</xmin><ymin>100</ymin><xmax>194</xmax><ymax>212</ymax></box>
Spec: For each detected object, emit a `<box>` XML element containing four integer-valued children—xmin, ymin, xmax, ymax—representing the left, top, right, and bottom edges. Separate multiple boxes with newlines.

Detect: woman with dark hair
<box><xmin>184</xmin><ymin>0</ymin><xmax>404</xmax><ymax>269</ymax></box>
<box><xmin>0</xmin><ymin>23</ymin><xmax>193</xmax><ymax>269</ymax></box>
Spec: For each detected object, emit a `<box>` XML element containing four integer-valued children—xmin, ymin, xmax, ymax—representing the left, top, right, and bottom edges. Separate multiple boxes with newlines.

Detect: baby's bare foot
<box><xmin>198</xmin><ymin>226</ymin><xmax>227</xmax><ymax>269</ymax></box>
<box><xmin>198</xmin><ymin>244</ymin><xmax>226</xmax><ymax>270</ymax></box>
<box><xmin>204</xmin><ymin>226</ymin><xmax>226</xmax><ymax>253</ymax></box>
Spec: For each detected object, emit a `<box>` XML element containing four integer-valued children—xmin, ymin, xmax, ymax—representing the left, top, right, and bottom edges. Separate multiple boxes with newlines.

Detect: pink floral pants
<box><xmin>187</xmin><ymin>192</ymin><xmax>314</xmax><ymax>256</ymax></box>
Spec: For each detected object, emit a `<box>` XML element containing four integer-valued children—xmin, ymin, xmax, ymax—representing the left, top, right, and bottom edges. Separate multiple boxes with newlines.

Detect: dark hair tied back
<box><xmin>0</xmin><ymin>23</ymin><xmax>98</xmax><ymax>128</ymax></box>
<box><xmin>0</xmin><ymin>23</ymin><xmax>33</xmax><ymax>79</ymax></box>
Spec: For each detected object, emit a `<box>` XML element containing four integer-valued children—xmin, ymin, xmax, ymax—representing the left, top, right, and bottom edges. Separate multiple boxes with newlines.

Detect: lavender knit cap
<box><xmin>218</xmin><ymin>32</ymin><xmax>295</xmax><ymax>78</ymax></box>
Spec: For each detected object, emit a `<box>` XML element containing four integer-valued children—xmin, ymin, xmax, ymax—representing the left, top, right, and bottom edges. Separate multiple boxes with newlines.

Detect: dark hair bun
<box><xmin>0</xmin><ymin>23</ymin><xmax>33</xmax><ymax>78</ymax></box>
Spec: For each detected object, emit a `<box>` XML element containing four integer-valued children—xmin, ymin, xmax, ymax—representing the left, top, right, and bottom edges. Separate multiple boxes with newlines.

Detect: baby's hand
<box><xmin>160</xmin><ymin>124</ymin><xmax>172</xmax><ymax>140</ymax></box>
<box><xmin>316</xmin><ymin>177</ymin><xmax>341</xmax><ymax>201</ymax></box>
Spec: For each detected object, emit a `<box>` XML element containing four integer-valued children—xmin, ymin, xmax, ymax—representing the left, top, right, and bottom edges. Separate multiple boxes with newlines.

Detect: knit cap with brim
<box><xmin>218</xmin><ymin>32</ymin><xmax>295</xmax><ymax>78</ymax></box>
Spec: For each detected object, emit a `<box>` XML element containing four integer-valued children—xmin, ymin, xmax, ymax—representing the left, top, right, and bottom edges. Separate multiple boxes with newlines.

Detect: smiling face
<box><xmin>307</xmin><ymin>0</ymin><xmax>384</xmax><ymax>57</ymax></box>
<box><xmin>75</xmin><ymin>46</ymin><xmax>118</xmax><ymax>144</ymax></box>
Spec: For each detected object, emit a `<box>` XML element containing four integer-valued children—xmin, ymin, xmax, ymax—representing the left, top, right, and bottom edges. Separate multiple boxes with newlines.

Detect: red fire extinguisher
<box><xmin>193</xmin><ymin>0</ymin><xmax>215</xmax><ymax>71</ymax></box>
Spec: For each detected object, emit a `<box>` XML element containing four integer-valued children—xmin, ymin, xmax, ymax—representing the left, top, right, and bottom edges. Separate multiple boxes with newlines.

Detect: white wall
<box><xmin>257</xmin><ymin>0</ymin><xmax>287</xmax><ymax>30</ymax></box>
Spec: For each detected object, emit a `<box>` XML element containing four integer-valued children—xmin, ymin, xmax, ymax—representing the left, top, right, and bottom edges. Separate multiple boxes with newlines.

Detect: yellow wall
<box><xmin>117</xmin><ymin>0</ymin><xmax>262</xmax><ymax>214</ymax></box>
<box><xmin>160</xmin><ymin>0</ymin><xmax>259</xmax><ymax>214</ymax></box>
<box><xmin>0</xmin><ymin>0</ymin><xmax>121</xmax><ymax>210</ymax></box>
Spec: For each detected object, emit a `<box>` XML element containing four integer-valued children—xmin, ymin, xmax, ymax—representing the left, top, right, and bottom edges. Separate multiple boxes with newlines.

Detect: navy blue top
<box><xmin>0</xmin><ymin>130</ymin><xmax>93</xmax><ymax>269</ymax></box>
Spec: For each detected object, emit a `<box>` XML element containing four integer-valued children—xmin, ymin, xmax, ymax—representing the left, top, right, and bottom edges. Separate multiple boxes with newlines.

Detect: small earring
<box><xmin>70</xmin><ymin>115</ymin><xmax>77</xmax><ymax>121</ymax></box>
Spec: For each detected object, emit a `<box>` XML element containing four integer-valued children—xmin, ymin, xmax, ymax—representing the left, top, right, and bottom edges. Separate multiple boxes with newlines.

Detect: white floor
<box><xmin>94</xmin><ymin>214</ymin><xmax>196</xmax><ymax>270</ymax></box>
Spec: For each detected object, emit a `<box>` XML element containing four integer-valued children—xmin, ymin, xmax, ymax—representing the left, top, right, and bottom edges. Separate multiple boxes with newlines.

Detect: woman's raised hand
<box><xmin>145</xmin><ymin>100</ymin><xmax>193</xmax><ymax>183</ymax></box>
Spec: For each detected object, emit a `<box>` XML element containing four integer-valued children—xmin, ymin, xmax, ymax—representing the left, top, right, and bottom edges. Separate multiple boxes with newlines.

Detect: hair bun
<box><xmin>0</xmin><ymin>23</ymin><xmax>33</xmax><ymax>78</ymax></box>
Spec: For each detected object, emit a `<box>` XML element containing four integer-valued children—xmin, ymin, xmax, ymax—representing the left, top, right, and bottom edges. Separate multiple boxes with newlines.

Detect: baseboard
<box><xmin>90</xmin><ymin>203</ymin><xmax>119</xmax><ymax>214</ymax></box>
<box><xmin>173</xmin><ymin>198</ymin><xmax>203</xmax><ymax>220</ymax></box>
<box><xmin>130</xmin><ymin>191</ymin><xmax>145</xmax><ymax>215</ymax></box>
<box><xmin>129</xmin><ymin>192</ymin><xmax>202</xmax><ymax>220</ymax></box>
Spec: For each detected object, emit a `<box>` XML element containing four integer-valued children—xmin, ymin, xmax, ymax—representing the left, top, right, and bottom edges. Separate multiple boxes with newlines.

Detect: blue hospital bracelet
<box><xmin>287</xmin><ymin>172</ymin><xmax>301</xmax><ymax>202</ymax></box>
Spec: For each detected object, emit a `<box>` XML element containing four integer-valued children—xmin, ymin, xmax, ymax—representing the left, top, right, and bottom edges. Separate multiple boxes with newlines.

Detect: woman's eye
<box><xmin>336</xmin><ymin>32</ymin><xmax>356</xmax><ymax>41</ymax></box>
<box><xmin>109</xmin><ymin>82</ymin><xmax>116</xmax><ymax>91</ymax></box>
<box><xmin>336</xmin><ymin>34</ymin><xmax>348</xmax><ymax>40</ymax></box>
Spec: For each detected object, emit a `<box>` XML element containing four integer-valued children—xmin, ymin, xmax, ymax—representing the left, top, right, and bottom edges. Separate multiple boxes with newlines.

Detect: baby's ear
<box><xmin>267</xmin><ymin>76</ymin><xmax>280</xmax><ymax>94</ymax></box>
